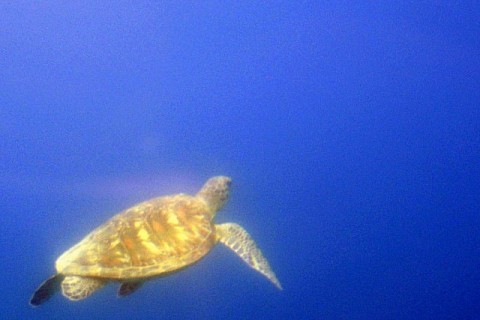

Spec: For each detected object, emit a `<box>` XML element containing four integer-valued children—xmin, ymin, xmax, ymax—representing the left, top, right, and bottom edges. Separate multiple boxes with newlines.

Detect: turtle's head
<box><xmin>196</xmin><ymin>176</ymin><xmax>232</xmax><ymax>214</ymax></box>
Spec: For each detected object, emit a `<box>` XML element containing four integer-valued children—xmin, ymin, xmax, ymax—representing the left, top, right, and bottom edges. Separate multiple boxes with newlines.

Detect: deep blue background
<box><xmin>1</xmin><ymin>2</ymin><xmax>479</xmax><ymax>319</ymax></box>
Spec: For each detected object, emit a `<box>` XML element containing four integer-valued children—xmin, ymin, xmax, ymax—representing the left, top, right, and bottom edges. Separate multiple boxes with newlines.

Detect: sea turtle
<box><xmin>30</xmin><ymin>176</ymin><xmax>281</xmax><ymax>306</ymax></box>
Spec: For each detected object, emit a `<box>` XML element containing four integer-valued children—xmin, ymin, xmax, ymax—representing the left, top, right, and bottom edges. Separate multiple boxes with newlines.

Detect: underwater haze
<box><xmin>1</xmin><ymin>1</ymin><xmax>479</xmax><ymax>319</ymax></box>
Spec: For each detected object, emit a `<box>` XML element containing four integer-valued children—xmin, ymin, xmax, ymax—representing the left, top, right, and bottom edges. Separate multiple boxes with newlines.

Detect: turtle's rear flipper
<box><xmin>30</xmin><ymin>274</ymin><xmax>64</xmax><ymax>307</ymax></box>
<box><xmin>117</xmin><ymin>281</ymin><xmax>143</xmax><ymax>297</ymax></box>
<box><xmin>216</xmin><ymin>223</ymin><xmax>282</xmax><ymax>290</ymax></box>
<box><xmin>61</xmin><ymin>276</ymin><xmax>107</xmax><ymax>301</ymax></box>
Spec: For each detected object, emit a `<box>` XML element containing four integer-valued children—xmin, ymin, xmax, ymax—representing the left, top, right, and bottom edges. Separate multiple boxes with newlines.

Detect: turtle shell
<box><xmin>55</xmin><ymin>194</ymin><xmax>217</xmax><ymax>279</ymax></box>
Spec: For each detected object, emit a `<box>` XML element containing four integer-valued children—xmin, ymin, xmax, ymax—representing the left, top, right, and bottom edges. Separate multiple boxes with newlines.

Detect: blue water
<box><xmin>1</xmin><ymin>2</ymin><xmax>479</xmax><ymax>319</ymax></box>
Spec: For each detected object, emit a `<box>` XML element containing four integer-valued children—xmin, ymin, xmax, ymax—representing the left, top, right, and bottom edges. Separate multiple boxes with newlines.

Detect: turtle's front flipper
<box><xmin>216</xmin><ymin>223</ymin><xmax>282</xmax><ymax>290</ymax></box>
<box><xmin>61</xmin><ymin>276</ymin><xmax>107</xmax><ymax>301</ymax></box>
<box><xmin>117</xmin><ymin>281</ymin><xmax>143</xmax><ymax>297</ymax></box>
<box><xmin>30</xmin><ymin>274</ymin><xmax>64</xmax><ymax>307</ymax></box>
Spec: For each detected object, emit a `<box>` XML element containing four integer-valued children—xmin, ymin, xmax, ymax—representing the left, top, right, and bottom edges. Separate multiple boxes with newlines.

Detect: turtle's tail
<box><xmin>30</xmin><ymin>274</ymin><xmax>64</xmax><ymax>307</ymax></box>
